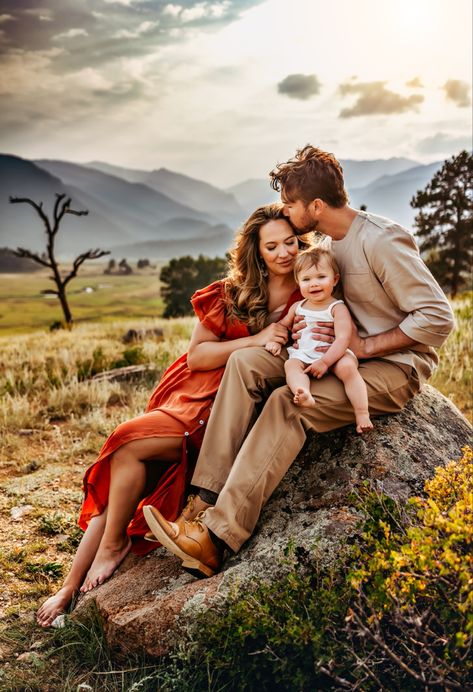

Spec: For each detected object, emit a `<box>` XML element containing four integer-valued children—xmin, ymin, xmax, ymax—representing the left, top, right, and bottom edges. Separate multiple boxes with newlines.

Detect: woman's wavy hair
<box><xmin>224</xmin><ymin>203</ymin><xmax>311</xmax><ymax>332</ymax></box>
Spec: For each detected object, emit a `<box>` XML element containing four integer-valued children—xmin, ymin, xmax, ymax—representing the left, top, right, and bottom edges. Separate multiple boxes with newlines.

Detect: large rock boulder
<box><xmin>74</xmin><ymin>386</ymin><xmax>472</xmax><ymax>657</ymax></box>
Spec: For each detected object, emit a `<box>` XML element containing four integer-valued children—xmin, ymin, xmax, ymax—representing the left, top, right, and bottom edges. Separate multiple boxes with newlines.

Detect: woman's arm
<box><xmin>187</xmin><ymin>320</ymin><xmax>289</xmax><ymax>371</ymax></box>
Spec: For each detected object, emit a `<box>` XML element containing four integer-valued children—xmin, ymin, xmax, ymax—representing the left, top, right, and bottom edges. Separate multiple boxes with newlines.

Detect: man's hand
<box><xmin>348</xmin><ymin>324</ymin><xmax>367</xmax><ymax>359</ymax></box>
<box><xmin>304</xmin><ymin>359</ymin><xmax>329</xmax><ymax>379</ymax></box>
<box><xmin>291</xmin><ymin>314</ymin><xmax>336</xmax><ymax>352</ymax></box>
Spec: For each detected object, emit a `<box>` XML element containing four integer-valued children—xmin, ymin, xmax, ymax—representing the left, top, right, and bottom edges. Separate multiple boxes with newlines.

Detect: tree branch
<box><xmin>9</xmin><ymin>196</ymin><xmax>51</xmax><ymax>235</ymax></box>
<box><xmin>63</xmin><ymin>249</ymin><xmax>110</xmax><ymax>287</ymax></box>
<box><xmin>13</xmin><ymin>247</ymin><xmax>52</xmax><ymax>269</ymax></box>
<box><xmin>53</xmin><ymin>194</ymin><xmax>88</xmax><ymax>234</ymax></box>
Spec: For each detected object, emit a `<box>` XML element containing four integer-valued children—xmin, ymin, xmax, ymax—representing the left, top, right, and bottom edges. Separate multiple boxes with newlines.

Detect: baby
<box><xmin>266</xmin><ymin>246</ymin><xmax>373</xmax><ymax>434</ymax></box>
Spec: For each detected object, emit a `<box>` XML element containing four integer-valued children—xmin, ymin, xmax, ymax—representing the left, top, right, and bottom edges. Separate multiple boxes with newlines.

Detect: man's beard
<box><xmin>294</xmin><ymin>213</ymin><xmax>318</xmax><ymax>234</ymax></box>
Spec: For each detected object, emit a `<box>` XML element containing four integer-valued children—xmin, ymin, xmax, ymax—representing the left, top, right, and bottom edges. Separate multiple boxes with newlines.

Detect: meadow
<box><xmin>0</xmin><ymin>285</ymin><xmax>471</xmax><ymax>690</ymax></box>
<box><xmin>0</xmin><ymin>266</ymin><xmax>164</xmax><ymax>334</ymax></box>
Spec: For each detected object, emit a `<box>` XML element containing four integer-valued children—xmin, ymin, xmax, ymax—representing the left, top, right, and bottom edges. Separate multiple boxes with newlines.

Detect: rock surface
<box><xmin>74</xmin><ymin>385</ymin><xmax>472</xmax><ymax>657</ymax></box>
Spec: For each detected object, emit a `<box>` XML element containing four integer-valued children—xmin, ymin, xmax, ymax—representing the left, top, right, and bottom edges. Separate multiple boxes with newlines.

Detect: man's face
<box><xmin>282</xmin><ymin>198</ymin><xmax>317</xmax><ymax>234</ymax></box>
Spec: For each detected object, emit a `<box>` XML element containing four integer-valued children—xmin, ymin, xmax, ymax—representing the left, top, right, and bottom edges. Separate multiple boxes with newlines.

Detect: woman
<box><xmin>37</xmin><ymin>204</ymin><xmax>309</xmax><ymax>627</ymax></box>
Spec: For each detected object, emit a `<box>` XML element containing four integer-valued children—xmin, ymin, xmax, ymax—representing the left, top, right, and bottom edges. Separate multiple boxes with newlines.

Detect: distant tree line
<box><xmin>160</xmin><ymin>255</ymin><xmax>227</xmax><ymax>318</ymax></box>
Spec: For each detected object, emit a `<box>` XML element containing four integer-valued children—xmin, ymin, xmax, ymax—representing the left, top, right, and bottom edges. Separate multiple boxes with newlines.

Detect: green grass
<box><xmin>0</xmin><ymin>266</ymin><xmax>165</xmax><ymax>334</ymax></box>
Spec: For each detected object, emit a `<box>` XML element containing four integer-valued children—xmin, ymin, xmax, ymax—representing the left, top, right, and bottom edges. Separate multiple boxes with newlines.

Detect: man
<box><xmin>144</xmin><ymin>145</ymin><xmax>455</xmax><ymax>577</ymax></box>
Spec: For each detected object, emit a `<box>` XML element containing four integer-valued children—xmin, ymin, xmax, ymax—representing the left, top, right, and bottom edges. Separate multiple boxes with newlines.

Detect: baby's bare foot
<box><xmin>293</xmin><ymin>387</ymin><xmax>316</xmax><ymax>408</ymax></box>
<box><xmin>80</xmin><ymin>537</ymin><xmax>131</xmax><ymax>593</ymax></box>
<box><xmin>356</xmin><ymin>414</ymin><xmax>373</xmax><ymax>434</ymax></box>
<box><xmin>37</xmin><ymin>585</ymin><xmax>75</xmax><ymax>628</ymax></box>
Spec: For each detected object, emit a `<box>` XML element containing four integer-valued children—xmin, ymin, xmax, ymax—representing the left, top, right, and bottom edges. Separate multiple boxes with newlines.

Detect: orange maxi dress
<box><xmin>78</xmin><ymin>280</ymin><xmax>301</xmax><ymax>555</ymax></box>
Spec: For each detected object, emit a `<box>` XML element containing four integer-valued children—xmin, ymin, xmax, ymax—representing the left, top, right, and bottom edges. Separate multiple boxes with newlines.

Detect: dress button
<box><xmin>199</xmin><ymin>420</ymin><xmax>204</xmax><ymax>425</ymax></box>
<box><xmin>184</xmin><ymin>431</ymin><xmax>189</xmax><ymax>436</ymax></box>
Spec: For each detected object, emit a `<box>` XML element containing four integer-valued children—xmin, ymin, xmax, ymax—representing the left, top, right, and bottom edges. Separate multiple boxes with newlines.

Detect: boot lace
<box><xmin>186</xmin><ymin>510</ymin><xmax>207</xmax><ymax>532</ymax></box>
<box><xmin>183</xmin><ymin>494</ymin><xmax>196</xmax><ymax>514</ymax></box>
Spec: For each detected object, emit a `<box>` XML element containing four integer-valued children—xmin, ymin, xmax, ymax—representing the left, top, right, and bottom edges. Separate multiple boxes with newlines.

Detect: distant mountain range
<box><xmin>0</xmin><ymin>153</ymin><xmax>444</xmax><ymax>260</ymax></box>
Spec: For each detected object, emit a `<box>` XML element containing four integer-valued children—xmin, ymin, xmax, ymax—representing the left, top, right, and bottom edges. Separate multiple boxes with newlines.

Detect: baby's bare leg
<box><xmin>284</xmin><ymin>359</ymin><xmax>315</xmax><ymax>408</ymax></box>
<box><xmin>332</xmin><ymin>355</ymin><xmax>373</xmax><ymax>433</ymax></box>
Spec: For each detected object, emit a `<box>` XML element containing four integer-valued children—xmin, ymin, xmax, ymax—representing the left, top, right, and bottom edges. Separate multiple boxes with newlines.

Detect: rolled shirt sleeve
<box><xmin>369</xmin><ymin>224</ymin><xmax>455</xmax><ymax>347</ymax></box>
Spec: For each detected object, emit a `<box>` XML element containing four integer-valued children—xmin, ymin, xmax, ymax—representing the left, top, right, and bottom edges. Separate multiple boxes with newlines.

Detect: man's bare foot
<box><xmin>293</xmin><ymin>387</ymin><xmax>316</xmax><ymax>408</ymax></box>
<box><xmin>37</xmin><ymin>585</ymin><xmax>75</xmax><ymax>628</ymax></box>
<box><xmin>356</xmin><ymin>414</ymin><xmax>373</xmax><ymax>434</ymax></box>
<box><xmin>80</xmin><ymin>536</ymin><xmax>131</xmax><ymax>593</ymax></box>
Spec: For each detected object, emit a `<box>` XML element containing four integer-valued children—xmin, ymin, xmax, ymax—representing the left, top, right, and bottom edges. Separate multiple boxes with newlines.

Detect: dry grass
<box><xmin>0</xmin><ymin>296</ymin><xmax>471</xmax><ymax>688</ymax></box>
<box><xmin>431</xmin><ymin>292</ymin><xmax>472</xmax><ymax>422</ymax></box>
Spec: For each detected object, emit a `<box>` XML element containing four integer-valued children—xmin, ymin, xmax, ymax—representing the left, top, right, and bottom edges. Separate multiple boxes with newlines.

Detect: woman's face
<box><xmin>258</xmin><ymin>219</ymin><xmax>299</xmax><ymax>277</ymax></box>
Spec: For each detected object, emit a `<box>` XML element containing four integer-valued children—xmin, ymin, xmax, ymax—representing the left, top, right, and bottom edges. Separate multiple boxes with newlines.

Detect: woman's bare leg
<box><xmin>81</xmin><ymin>436</ymin><xmax>182</xmax><ymax>592</ymax></box>
<box><xmin>285</xmin><ymin>359</ymin><xmax>315</xmax><ymax>408</ymax></box>
<box><xmin>37</xmin><ymin>510</ymin><xmax>107</xmax><ymax>627</ymax></box>
<box><xmin>332</xmin><ymin>355</ymin><xmax>373</xmax><ymax>433</ymax></box>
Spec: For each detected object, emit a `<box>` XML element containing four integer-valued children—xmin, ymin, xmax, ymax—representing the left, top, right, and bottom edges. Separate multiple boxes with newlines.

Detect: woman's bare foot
<box><xmin>37</xmin><ymin>585</ymin><xmax>76</xmax><ymax>628</ymax></box>
<box><xmin>293</xmin><ymin>387</ymin><xmax>316</xmax><ymax>408</ymax></box>
<box><xmin>356</xmin><ymin>413</ymin><xmax>373</xmax><ymax>434</ymax></box>
<box><xmin>80</xmin><ymin>536</ymin><xmax>131</xmax><ymax>593</ymax></box>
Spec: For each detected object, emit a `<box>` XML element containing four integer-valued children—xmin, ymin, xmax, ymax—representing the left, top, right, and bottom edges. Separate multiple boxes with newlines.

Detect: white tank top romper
<box><xmin>287</xmin><ymin>299</ymin><xmax>356</xmax><ymax>365</ymax></box>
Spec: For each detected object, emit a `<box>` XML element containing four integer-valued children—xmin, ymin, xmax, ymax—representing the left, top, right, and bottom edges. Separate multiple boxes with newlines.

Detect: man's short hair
<box><xmin>270</xmin><ymin>145</ymin><xmax>349</xmax><ymax>208</ymax></box>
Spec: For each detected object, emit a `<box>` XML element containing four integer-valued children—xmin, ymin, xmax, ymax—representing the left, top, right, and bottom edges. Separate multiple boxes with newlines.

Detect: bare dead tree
<box><xmin>9</xmin><ymin>193</ymin><xmax>110</xmax><ymax>328</ymax></box>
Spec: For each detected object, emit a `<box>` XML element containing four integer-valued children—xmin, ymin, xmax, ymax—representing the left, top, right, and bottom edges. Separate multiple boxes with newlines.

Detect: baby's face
<box><xmin>297</xmin><ymin>257</ymin><xmax>339</xmax><ymax>303</ymax></box>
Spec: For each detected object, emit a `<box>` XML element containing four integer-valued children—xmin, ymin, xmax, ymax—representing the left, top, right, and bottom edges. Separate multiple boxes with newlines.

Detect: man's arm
<box><xmin>350</xmin><ymin>325</ymin><xmax>417</xmax><ymax>359</ymax></box>
<box><xmin>356</xmin><ymin>224</ymin><xmax>455</xmax><ymax>358</ymax></box>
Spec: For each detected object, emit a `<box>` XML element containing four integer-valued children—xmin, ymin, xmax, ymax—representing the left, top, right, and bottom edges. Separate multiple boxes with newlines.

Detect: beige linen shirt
<box><xmin>332</xmin><ymin>211</ymin><xmax>455</xmax><ymax>381</ymax></box>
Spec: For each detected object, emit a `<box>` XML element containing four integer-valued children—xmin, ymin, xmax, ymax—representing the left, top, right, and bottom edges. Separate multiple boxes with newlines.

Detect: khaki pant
<box><xmin>192</xmin><ymin>347</ymin><xmax>420</xmax><ymax>553</ymax></box>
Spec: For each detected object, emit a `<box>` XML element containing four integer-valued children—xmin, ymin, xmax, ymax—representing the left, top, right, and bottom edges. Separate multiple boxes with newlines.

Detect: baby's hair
<box><xmin>293</xmin><ymin>243</ymin><xmax>340</xmax><ymax>279</ymax></box>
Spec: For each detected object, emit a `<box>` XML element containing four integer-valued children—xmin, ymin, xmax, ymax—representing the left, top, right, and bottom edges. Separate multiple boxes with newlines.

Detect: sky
<box><xmin>0</xmin><ymin>0</ymin><xmax>471</xmax><ymax>187</ymax></box>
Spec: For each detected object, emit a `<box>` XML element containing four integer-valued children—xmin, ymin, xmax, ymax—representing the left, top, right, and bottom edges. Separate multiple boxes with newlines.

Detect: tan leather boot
<box><xmin>143</xmin><ymin>508</ymin><xmax>221</xmax><ymax>577</ymax></box>
<box><xmin>143</xmin><ymin>494</ymin><xmax>210</xmax><ymax>542</ymax></box>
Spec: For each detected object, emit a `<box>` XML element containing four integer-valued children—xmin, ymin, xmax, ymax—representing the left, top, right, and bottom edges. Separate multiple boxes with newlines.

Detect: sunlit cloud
<box><xmin>406</xmin><ymin>77</ymin><xmax>423</xmax><ymax>88</ymax></box>
<box><xmin>277</xmin><ymin>74</ymin><xmax>321</xmax><ymax>100</ymax></box>
<box><xmin>114</xmin><ymin>20</ymin><xmax>159</xmax><ymax>39</ymax></box>
<box><xmin>53</xmin><ymin>28</ymin><xmax>89</xmax><ymax>41</ymax></box>
<box><xmin>0</xmin><ymin>14</ymin><xmax>16</xmax><ymax>24</ymax></box>
<box><xmin>339</xmin><ymin>80</ymin><xmax>424</xmax><ymax>118</ymax></box>
<box><xmin>180</xmin><ymin>2</ymin><xmax>231</xmax><ymax>22</ymax></box>
<box><xmin>163</xmin><ymin>4</ymin><xmax>183</xmax><ymax>17</ymax></box>
<box><xmin>443</xmin><ymin>79</ymin><xmax>471</xmax><ymax>107</ymax></box>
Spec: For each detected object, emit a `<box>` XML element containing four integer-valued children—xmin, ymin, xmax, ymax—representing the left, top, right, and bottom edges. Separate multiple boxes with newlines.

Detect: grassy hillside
<box><xmin>0</xmin><ymin>295</ymin><xmax>470</xmax><ymax>689</ymax></box>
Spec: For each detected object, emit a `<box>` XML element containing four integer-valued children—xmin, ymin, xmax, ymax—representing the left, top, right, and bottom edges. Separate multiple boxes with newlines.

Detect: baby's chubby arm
<box><xmin>265</xmin><ymin>303</ymin><xmax>297</xmax><ymax>356</ymax></box>
<box><xmin>304</xmin><ymin>304</ymin><xmax>352</xmax><ymax>376</ymax></box>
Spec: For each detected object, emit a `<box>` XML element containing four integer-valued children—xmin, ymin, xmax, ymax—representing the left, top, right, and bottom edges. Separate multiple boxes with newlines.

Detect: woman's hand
<box><xmin>291</xmin><ymin>315</ymin><xmax>336</xmax><ymax>352</ymax></box>
<box><xmin>252</xmin><ymin>322</ymin><xmax>289</xmax><ymax>348</ymax></box>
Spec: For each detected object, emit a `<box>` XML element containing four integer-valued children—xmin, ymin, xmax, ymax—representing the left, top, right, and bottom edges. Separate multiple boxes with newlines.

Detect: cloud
<box><xmin>0</xmin><ymin>14</ymin><xmax>16</xmax><ymax>24</ymax></box>
<box><xmin>339</xmin><ymin>80</ymin><xmax>424</xmax><ymax>117</ymax></box>
<box><xmin>53</xmin><ymin>28</ymin><xmax>89</xmax><ymax>40</ymax></box>
<box><xmin>163</xmin><ymin>4</ymin><xmax>183</xmax><ymax>17</ymax></box>
<box><xmin>277</xmin><ymin>73</ymin><xmax>321</xmax><ymax>100</ymax></box>
<box><xmin>406</xmin><ymin>77</ymin><xmax>423</xmax><ymax>88</ymax></box>
<box><xmin>22</xmin><ymin>8</ymin><xmax>54</xmax><ymax>21</ymax></box>
<box><xmin>443</xmin><ymin>79</ymin><xmax>471</xmax><ymax>107</ymax></box>
<box><xmin>114</xmin><ymin>20</ymin><xmax>159</xmax><ymax>39</ymax></box>
<box><xmin>180</xmin><ymin>2</ymin><xmax>231</xmax><ymax>22</ymax></box>
<box><xmin>417</xmin><ymin>131</ymin><xmax>473</xmax><ymax>155</ymax></box>
<box><xmin>102</xmin><ymin>0</ymin><xmax>138</xmax><ymax>5</ymax></box>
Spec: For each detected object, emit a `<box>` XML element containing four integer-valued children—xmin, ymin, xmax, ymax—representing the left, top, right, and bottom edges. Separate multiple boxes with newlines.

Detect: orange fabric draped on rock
<box><xmin>78</xmin><ymin>280</ymin><xmax>301</xmax><ymax>555</ymax></box>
